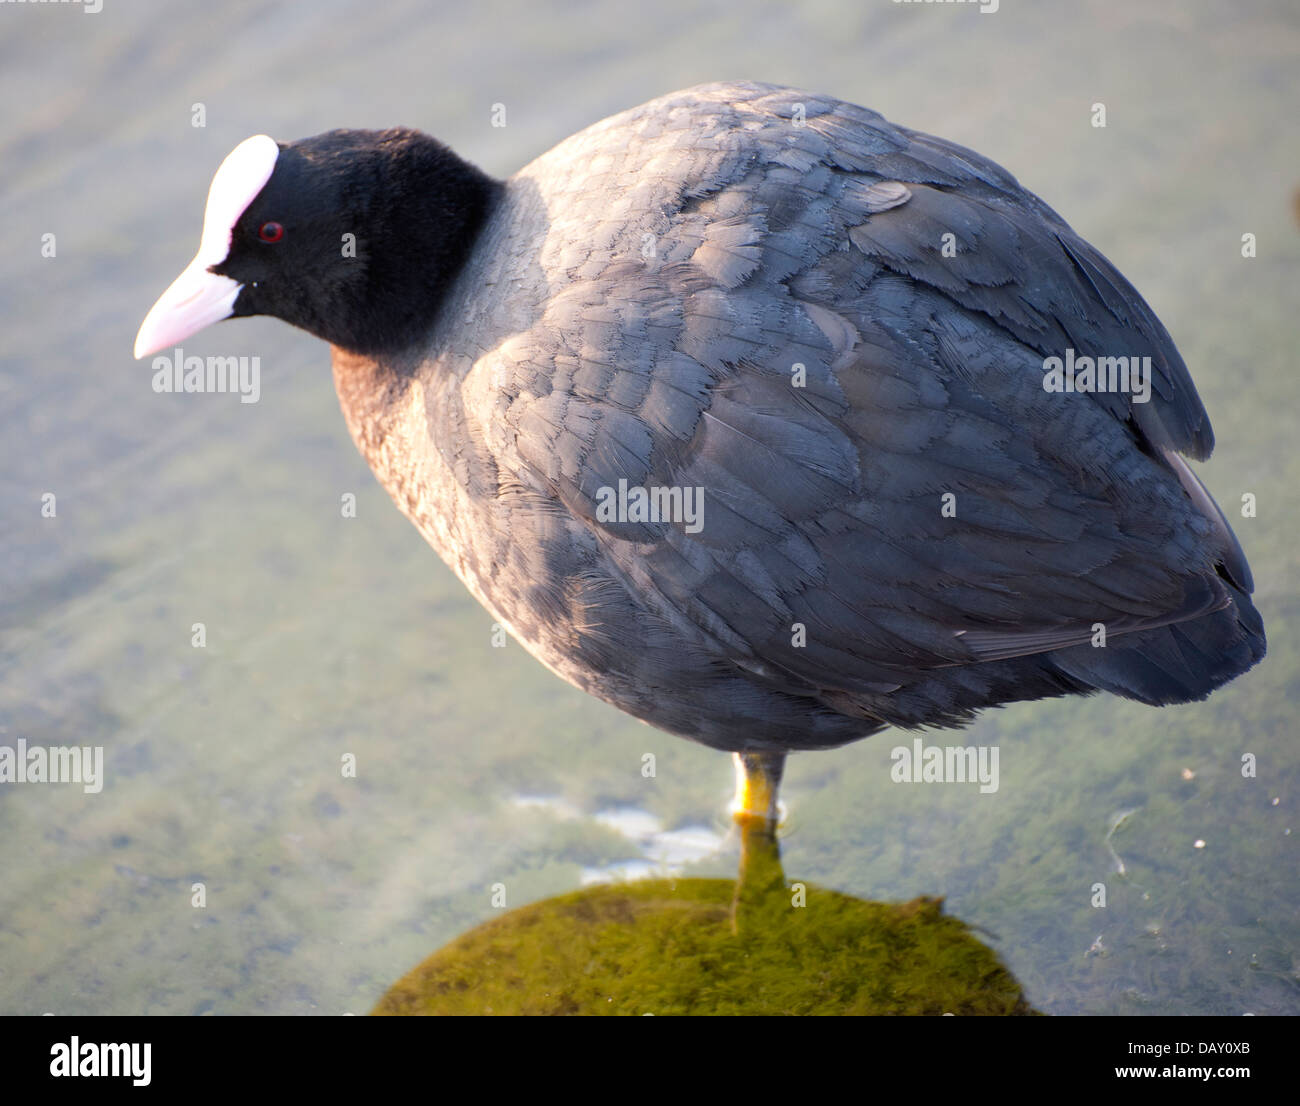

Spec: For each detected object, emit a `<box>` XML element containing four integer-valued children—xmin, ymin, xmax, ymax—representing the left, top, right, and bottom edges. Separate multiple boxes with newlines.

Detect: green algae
<box><xmin>372</xmin><ymin>879</ymin><xmax>1038</xmax><ymax>1016</ymax></box>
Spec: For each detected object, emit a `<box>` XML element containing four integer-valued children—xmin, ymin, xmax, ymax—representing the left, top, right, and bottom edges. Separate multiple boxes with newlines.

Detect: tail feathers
<box><xmin>1050</xmin><ymin>583</ymin><xmax>1265</xmax><ymax>706</ymax></box>
<box><xmin>1162</xmin><ymin>449</ymin><xmax>1254</xmax><ymax>591</ymax></box>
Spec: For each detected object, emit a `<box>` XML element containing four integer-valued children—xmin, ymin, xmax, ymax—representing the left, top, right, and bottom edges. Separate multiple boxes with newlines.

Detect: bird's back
<box><xmin>335</xmin><ymin>81</ymin><xmax>1264</xmax><ymax>752</ymax></box>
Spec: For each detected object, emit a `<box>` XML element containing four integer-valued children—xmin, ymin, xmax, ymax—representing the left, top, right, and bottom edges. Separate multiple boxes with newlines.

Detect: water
<box><xmin>1</xmin><ymin>0</ymin><xmax>1297</xmax><ymax>1015</ymax></box>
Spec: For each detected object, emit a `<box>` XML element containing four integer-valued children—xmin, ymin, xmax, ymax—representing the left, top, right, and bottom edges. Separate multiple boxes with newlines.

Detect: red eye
<box><xmin>258</xmin><ymin>221</ymin><xmax>284</xmax><ymax>243</ymax></box>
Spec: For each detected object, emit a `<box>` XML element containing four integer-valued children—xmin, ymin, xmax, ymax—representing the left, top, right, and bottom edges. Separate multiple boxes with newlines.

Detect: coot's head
<box><xmin>134</xmin><ymin>128</ymin><xmax>500</xmax><ymax>360</ymax></box>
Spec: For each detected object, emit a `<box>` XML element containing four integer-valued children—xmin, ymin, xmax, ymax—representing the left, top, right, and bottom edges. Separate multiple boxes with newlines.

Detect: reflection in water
<box><xmin>374</xmin><ymin>778</ymin><xmax>1038</xmax><ymax>1016</ymax></box>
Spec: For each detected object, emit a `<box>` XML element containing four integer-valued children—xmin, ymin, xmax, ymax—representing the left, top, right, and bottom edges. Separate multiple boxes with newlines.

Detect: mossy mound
<box><xmin>373</xmin><ymin>878</ymin><xmax>1038</xmax><ymax>1015</ymax></box>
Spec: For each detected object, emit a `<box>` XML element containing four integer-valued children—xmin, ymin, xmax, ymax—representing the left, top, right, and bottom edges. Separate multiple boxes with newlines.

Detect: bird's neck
<box><xmin>335</xmin><ymin>141</ymin><xmax>504</xmax><ymax>359</ymax></box>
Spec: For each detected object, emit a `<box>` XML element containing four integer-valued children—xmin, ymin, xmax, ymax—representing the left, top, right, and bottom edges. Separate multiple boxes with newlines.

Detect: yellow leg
<box><xmin>730</xmin><ymin>751</ymin><xmax>787</xmax><ymax>931</ymax></box>
<box><xmin>730</xmin><ymin>751</ymin><xmax>785</xmax><ymax>826</ymax></box>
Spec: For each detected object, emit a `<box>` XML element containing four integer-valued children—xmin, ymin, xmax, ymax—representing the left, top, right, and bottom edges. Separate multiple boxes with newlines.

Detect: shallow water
<box><xmin>1</xmin><ymin>0</ymin><xmax>1297</xmax><ymax>1015</ymax></box>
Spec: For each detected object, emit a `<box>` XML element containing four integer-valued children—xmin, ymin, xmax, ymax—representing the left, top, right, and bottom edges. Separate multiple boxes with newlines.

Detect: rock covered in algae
<box><xmin>372</xmin><ymin>878</ymin><xmax>1038</xmax><ymax>1015</ymax></box>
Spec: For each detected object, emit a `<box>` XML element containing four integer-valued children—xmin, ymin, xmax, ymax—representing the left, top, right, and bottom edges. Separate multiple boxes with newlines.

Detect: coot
<box><xmin>135</xmin><ymin>82</ymin><xmax>1264</xmax><ymax>831</ymax></box>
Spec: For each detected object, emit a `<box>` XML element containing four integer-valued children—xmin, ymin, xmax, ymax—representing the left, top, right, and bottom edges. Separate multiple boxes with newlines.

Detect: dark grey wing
<box><xmin>501</xmin><ymin>82</ymin><xmax>1252</xmax><ymax>716</ymax></box>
